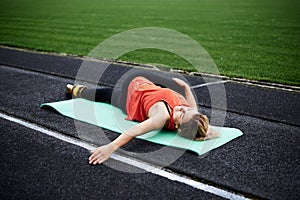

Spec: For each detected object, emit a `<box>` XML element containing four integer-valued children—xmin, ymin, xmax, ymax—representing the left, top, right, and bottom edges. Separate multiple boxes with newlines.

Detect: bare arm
<box><xmin>112</xmin><ymin>115</ymin><xmax>165</xmax><ymax>149</ymax></box>
<box><xmin>89</xmin><ymin>112</ymin><xmax>167</xmax><ymax>165</ymax></box>
<box><xmin>172</xmin><ymin>78</ymin><xmax>198</xmax><ymax>109</ymax></box>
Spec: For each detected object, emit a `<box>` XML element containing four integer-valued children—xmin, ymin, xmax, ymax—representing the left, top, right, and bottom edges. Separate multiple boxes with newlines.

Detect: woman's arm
<box><xmin>89</xmin><ymin>113</ymin><xmax>167</xmax><ymax>165</ymax></box>
<box><xmin>172</xmin><ymin>78</ymin><xmax>198</xmax><ymax>109</ymax></box>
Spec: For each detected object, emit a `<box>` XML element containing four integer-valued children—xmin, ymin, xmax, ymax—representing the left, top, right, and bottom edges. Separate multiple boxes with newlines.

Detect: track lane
<box><xmin>1</xmin><ymin>112</ymin><xmax>249</xmax><ymax>200</ymax></box>
<box><xmin>0</xmin><ymin>117</ymin><xmax>225</xmax><ymax>200</ymax></box>
<box><xmin>1</xmin><ymin>47</ymin><xmax>299</xmax><ymax>126</ymax></box>
<box><xmin>1</xmin><ymin>63</ymin><xmax>299</xmax><ymax>199</ymax></box>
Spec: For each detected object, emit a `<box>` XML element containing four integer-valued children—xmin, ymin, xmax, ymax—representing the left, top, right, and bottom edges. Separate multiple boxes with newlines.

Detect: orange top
<box><xmin>125</xmin><ymin>77</ymin><xmax>190</xmax><ymax>130</ymax></box>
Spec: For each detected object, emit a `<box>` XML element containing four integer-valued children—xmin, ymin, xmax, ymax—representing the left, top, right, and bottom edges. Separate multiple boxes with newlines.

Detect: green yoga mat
<box><xmin>41</xmin><ymin>98</ymin><xmax>243</xmax><ymax>155</ymax></box>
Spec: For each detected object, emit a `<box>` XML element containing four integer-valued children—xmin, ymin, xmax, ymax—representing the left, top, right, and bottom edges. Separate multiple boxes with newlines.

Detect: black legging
<box><xmin>81</xmin><ymin>87</ymin><xmax>116</xmax><ymax>104</ymax></box>
<box><xmin>80</xmin><ymin>68</ymin><xmax>188</xmax><ymax>113</ymax></box>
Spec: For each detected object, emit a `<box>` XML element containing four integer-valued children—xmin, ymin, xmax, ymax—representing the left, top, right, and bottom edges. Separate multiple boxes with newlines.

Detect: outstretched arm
<box><xmin>89</xmin><ymin>113</ymin><xmax>167</xmax><ymax>165</ymax></box>
<box><xmin>172</xmin><ymin>78</ymin><xmax>198</xmax><ymax>109</ymax></box>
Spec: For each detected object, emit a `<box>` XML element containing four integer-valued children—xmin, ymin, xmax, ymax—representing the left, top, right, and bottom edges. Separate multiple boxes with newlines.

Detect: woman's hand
<box><xmin>89</xmin><ymin>143</ymin><xmax>116</xmax><ymax>165</ymax></box>
<box><xmin>172</xmin><ymin>78</ymin><xmax>189</xmax><ymax>89</ymax></box>
<box><xmin>88</xmin><ymin>109</ymin><xmax>167</xmax><ymax>165</ymax></box>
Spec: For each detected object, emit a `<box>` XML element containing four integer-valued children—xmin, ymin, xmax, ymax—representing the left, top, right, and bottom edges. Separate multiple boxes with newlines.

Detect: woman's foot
<box><xmin>66</xmin><ymin>84</ymin><xmax>87</xmax><ymax>97</ymax></box>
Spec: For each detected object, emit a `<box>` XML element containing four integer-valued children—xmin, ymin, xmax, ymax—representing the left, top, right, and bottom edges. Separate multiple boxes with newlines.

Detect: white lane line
<box><xmin>191</xmin><ymin>80</ymin><xmax>229</xmax><ymax>89</ymax></box>
<box><xmin>0</xmin><ymin>112</ymin><xmax>250</xmax><ymax>200</ymax></box>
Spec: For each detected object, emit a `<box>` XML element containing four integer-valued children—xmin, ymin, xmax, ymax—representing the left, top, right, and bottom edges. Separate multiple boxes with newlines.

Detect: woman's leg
<box><xmin>80</xmin><ymin>88</ymin><xmax>114</xmax><ymax>103</ymax></box>
<box><xmin>79</xmin><ymin>87</ymin><xmax>125</xmax><ymax>111</ymax></box>
<box><xmin>69</xmin><ymin>68</ymin><xmax>188</xmax><ymax>113</ymax></box>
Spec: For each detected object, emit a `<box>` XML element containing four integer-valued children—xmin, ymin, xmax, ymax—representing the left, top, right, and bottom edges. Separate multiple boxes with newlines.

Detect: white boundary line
<box><xmin>191</xmin><ymin>80</ymin><xmax>229</xmax><ymax>89</ymax></box>
<box><xmin>0</xmin><ymin>112</ymin><xmax>250</xmax><ymax>200</ymax></box>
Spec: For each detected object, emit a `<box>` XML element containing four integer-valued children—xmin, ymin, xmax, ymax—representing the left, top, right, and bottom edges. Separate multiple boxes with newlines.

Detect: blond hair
<box><xmin>178</xmin><ymin>113</ymin><xmax>219</xmax><ymax>141</ymax></box>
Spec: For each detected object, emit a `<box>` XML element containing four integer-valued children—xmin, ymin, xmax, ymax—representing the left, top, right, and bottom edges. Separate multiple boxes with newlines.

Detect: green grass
<box><xmin>0</xmin><ymin>0</ymin><xmax>299</xmax><ymax>85</ymax></box>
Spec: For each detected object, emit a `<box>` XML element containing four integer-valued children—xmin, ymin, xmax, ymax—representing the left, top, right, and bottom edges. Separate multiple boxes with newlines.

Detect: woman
<box><xmin>67</xmin><ymin>71</ymin><xmax>219</xmax><ymax>165</ymax></box>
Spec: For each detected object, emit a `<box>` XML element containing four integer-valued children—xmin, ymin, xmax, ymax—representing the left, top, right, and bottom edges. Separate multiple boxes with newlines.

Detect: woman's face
<box><xmin>173</xmin><ymin>106</ymin><xmax>198</xmax><ymax>129</ymax></box>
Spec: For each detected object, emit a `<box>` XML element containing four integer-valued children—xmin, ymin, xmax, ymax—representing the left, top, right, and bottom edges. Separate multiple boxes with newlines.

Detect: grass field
<box><xmin>0</xmin><ymin>0</ymin><xmax>299</xmax><ymax>85</ymax></box>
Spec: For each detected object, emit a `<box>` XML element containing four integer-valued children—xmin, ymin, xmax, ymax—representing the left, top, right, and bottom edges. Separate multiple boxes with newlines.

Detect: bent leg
<box><xmin>81</xmin><ymin>88</ymin><xmax>113</xmax><ymax>103</ymax></box>
<box><xmin>79</xmin><ymin>87</ymin><xmax>125</xmax><ymax>112</ymax></box>
<box><xmin>76</xmin><ymin>69</ymin><xmax>188</xmax><ymax>113</ymax></box>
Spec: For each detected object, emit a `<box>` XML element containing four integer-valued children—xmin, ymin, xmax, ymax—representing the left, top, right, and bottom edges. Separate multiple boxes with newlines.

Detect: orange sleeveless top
<box><xmin>125</xmin><ymin>77</ymin><xmax>190</xmax><ymax>130</ymax></box>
